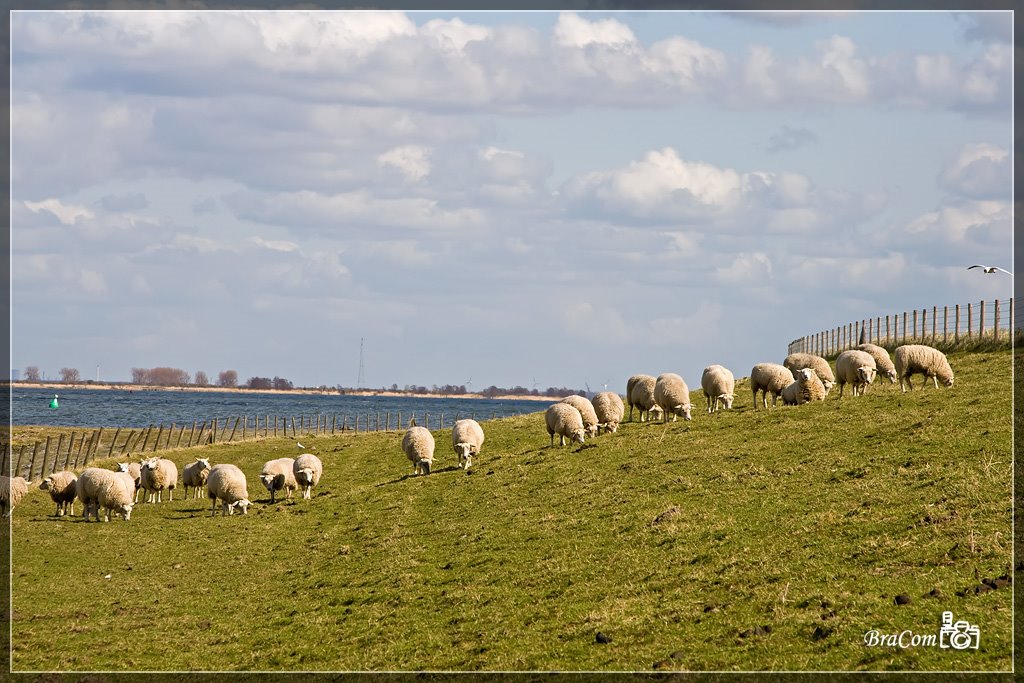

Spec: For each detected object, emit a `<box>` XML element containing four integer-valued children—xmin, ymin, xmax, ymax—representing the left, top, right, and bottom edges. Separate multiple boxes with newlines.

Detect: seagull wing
<box><xmin>994</xmin><ymin>267</ymin><xmax>1013</xmax><ymax>275</ymax></box>
<box><xmin>967</xmin><ymin>265</ymin><xmax>985</xmax><ymax>270</ymax></box>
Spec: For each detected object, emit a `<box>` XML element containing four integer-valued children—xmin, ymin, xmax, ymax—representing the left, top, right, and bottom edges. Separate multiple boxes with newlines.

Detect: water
<box><xmin>10</xmin><ymin>387</ymin><xmax>549</xmax><ymax>429</ymax></box>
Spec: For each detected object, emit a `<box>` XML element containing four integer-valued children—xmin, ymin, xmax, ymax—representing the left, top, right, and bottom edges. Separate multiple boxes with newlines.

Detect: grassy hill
<box><xmin>7</xmin><ymin>350</ymin><xmax>1013</xmax><ymax>672</ymax></box>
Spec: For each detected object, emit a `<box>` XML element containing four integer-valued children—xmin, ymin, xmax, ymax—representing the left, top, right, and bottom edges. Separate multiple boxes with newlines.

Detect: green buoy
<box><xmin>49</xmin><ymin>394</ymin><xmax>59</xmax><ymax>409</ymax></box>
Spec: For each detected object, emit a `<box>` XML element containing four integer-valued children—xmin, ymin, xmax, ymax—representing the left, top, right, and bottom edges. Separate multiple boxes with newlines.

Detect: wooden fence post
<box><xmin>943</xmin><ymin>306</ymin><xmax>948</xmax><ymax>343</ymax></box>
<box><xmin>902</xmin><ymin>311</ymin><xmax>907</xmax><ymax>342</ymax></box>
<box><xmin>153</xmin><ymin>425</ymin><xmax>163</xmax><ymax>452</ymax></box>
<box><xmin>228</xmin><ymin>416</ymin><xmax>240</xmax><ymax>442</ymax></box>
<box><xmin>955</xmin><ymin>304</ymin><xmax>961</xmax><ymax>340</ymax></box>
<box><xmin>912</xmin><ymin>309</ymin><xmax>918</xmax><ymax>340</ymax></box>
<box><xmin>291</xmin><ymin>416</ymin><xmax>297</xmax><ymax>436</ymax></box>
<box><xmin>274</xmin><ymin>416</ymin><xmax>278</xmax><ymax>438</ymax></box>
<box><xmin>1010</xmin><ymin>298</ymin><xmax>1015</xmax><ymax>334</ymax></box>
<box><xmin>107</xmin><ymin>428</ymin><xmax>121</xmax><ymax>458</ymax></box>
<box><xmin>28</xmin><ymin>442</ymin><xmax>40</xmax><ymax>481</ymax></box>
<box><xmin>979</xmin><ymin>300</ymin><xmax>985</xmax><ymax>338</ymax></box>
<box><xmin>15</xmin><ymin>445</ymin><xmax>26</xmax><ymax>479</ymax></box>
<box><xmin>994</xmin><ymin>299</ymin><xmax>1000</xmax><ymax>340</ymax></box>
<box><xmin>41</xmin><ymin>437</ymin><xmax>52</xmax><ymax>477</ymax></box>
<box><xmin>967</xmin><ymin>302</ymin><xmax>973</xmax><ymax>338</ymax></box>
<box><xmin>931</xmin><ymin>306</ymin><xmax>937</xmax><ymax>341</ymax></box>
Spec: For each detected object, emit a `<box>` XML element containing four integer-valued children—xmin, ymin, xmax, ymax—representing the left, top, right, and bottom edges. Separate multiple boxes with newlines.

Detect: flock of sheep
<box><xmin>0</xmin><ymin>343</ymin><xmax>956</xmax><ymax>513</ymax></box>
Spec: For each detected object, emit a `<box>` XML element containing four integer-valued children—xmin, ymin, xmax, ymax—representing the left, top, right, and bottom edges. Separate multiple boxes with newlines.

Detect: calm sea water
<box><xmin>10</xmin><ymin>387</ymin><xmax>548</xmax><ymax>429</ymax></box>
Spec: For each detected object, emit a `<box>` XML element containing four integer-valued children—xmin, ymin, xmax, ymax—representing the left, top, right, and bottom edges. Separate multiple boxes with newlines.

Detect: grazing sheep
<box><xmin>293</xmin><ymin>454</ymin><xmax>323</xmax><ymax>498</ymax></box>
<box><xmin>654</xmin><ymin>373</ymin><xmax>693</xmax><ymax>422</ymax></box>
<box><xmin>835</xmin><ymin>350</ymin><xmax>878</xmax><ymax>397</ymax></box>
<box><xmin>260</xmin><ymin>457</ymin><xmax>297</xmax><ymax>503</ymax></box>
<box><xmin>206</xmin><ymin>464</ymin><xmax>251</xmax><ymax>516</ymax></box>
<box><xmin>1</xmin><ymin>476</ymin><xmax>29</xmax><ymax>518</ymax></box>
<box><xmin>76</xmin><ymin>468</ymin><xmax>134</xmax><ymax>522</ymax></box>
<box><xmin>451</xmin><ymin>419</ymin><xmax>485</xmax><ymax>470</ymax></box>
<box><xmin>591</xmin><ymin>392</ymin><xmax>625</xmax><ymax>433</ymax></box>
<box><xmin>701</xmin><ymin>365</ymin><xmax>736</xmax><ymax>413</ymax></box>
<box><xmin>781</xmin><ymin>368</ymin><xmax>827</xmax><ymax>405</ymax></box>
<box><xmin>560</xmin><ymin>395</ymin><xmax>599</xmax><ymax>437</ymax></box>
<box><xmin>628</xmin><ymin>375</ymin><xmax>665</xmax><ymax>423</ymax></box>
<box><xmin>402</xmin><ymin>428</ymin><xmax>435</xmax><ymax>475</ymax></box>
<box><xmin>626</xmin><ymin>374</ymin><xmax>653</xmax><ymax>422</ymax></box>
<box><xmin>117</xmin><ymin>462</ymin><xmax>143</xmax><ymax>503</ymax></box>
<box><xmin>40</xmin><ymin>471</ymin><xmax>78</xmax><ymax>517</ymax></box>
<box><xmin>140</xmin><ymin>457</ymin><xmax>178</xmax><ymax>503</ymax></box>
<box><xmin>182</xmin><ymin>458</ymin><xmax>212</xmax><ymax>500</ymax></box>
<box><xmin>856</xmin><ymin>344</ymin><xmax>898</xmax><ymax>384</ymax></box>
<box><xmin>783</xmin><ymin>353</ymin><xmax>836</xmax><ymax>394</ymax></box>
<box><xmin>750</xmin><ymin>363</ymin><xmax>795</xmax><ymax>409</ymax></box>
<box><xmin>894</xmin><ymin>344</ymin><xmax>955</xmax><ymax>392</ymax></box>
<box><xmin>545</xmin><ymin>403</ymin><xmax>586</xmax><ymax>447</ymax></box>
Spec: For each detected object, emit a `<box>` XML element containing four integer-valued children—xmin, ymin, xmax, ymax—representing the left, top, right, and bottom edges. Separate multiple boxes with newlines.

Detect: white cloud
<box><xmin>78</xmin><ymin>269</ymin><xmax>108</xmax><ymax>296</ymax></box>
<box><xmin>553</xmin><ymin>12</ymin><xmax>637</xmax><ymax>48</ymax></box>
<box><xmin>377</xmin><ymin>145</ymin><xmax>432</xmax><ymax>182</ymax></box>
<box><xmin>903</xmin><ymin>200</ymin><xmax>1010</xmax><ymax>246</ymax></box>
<box><xmin>250</xmin><ymin>236</ymin><xmax>299</xmax><ymax>253</ymax></box>
<box><xmin>939</xmin><ymin>143</ymin><xmax>1010</xmax><ymax>200</ymax></box>
<box><xmin>421</xmin><ymin>17</ymin><xmax>492</xmax><ymax>51</ymax></box>
<box><xmin>23</xmin><ymin>198</ymin><xmax>94</xmax><ymax>225</ymax></box>
<box><xmin>716</xmin><ymin>252</ymin><xmax>773</xmax><ymax>285</ymax></box>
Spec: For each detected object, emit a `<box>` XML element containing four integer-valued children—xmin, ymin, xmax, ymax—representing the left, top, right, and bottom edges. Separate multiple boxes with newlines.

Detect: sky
<box><xmin>10</xmin><ymin>9</ymin><xmax>1014</xmax><ymax>392</ymax></box>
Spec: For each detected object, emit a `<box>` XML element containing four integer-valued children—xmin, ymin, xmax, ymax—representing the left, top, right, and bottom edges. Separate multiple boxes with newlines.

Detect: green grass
<box><xmin>7</xmin><ymin>350</ymin><xmax>1013</xmax><ymax>673</ymax></box>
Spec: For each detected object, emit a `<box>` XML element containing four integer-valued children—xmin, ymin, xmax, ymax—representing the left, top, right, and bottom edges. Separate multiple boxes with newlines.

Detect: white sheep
<box><xmin>654</xmin><ymin>373</ymin><xmax>693</xmax><ymax>422</ymax></box>
<box><xmin>591</xmin><ymin>392</ymin><xmax>625</xmax><ymax>433</ymax></box>
<box><xmin>260</xmin><ymin>457</ymin><xmax>297</xmax><ymax>503</ymax></box>
<box><xmin>206</xmin><ymin>464</ymin><xmax>252</xmax><ymax>516</ymax></box>
<box><xmin>750</xmin><ymin>363</ymin><xmax>795</xmax><ymax>409</ymax></box>
<box><xmin>560</xmin><ymin>395</ymin><xmax>599</xmax><ymax>437</ymax></box>
<box><xmin>783</xmin><ymin>353</ymin><xmax>836</xmax><ymax>394</ymax></box>
<box><xmin>117</xmin><ymin>462</ymin><xmax>143</xmax><ymax>503</ymax></box>
<box><xmin>293</xmin><ymin>454</ymin><xmax>323</xmax><ymax>498</ymax></box>
<box><xmin>894</xmin><ymin>344</ymin><xmax>955</xmax><ymax>392</ymax></box>
<box><xmin>40</xmin><ymin>471</ymin><xmax>78</xmax><ymax>517</ymax></box>
<box><xmin>402</xmin><ymin>428</ymin><xmax>435</xmax><ymax>475</ymax></box>
<box><xmin>856</xmin><ymin>344</ymin><xmax>898</xmax><ymax>384</ymax></box>
<box><xmin>182</xmin><ymin>457</ymin><xmax>212</xmax><ymax>500</ymax></box>
<box><xmin>76</xmin><ymin>468</ymin><xmax>134</xmax><ymax>522</ymax></box>
<box><xmin>140</xmin><ymin>457</ymin><xmax>178</xmax><ymax>503</ymax></box>
<box><xmin>835</xmin><ymin>349</ymin><xmax>878</xmax><ymax>397</ymax></box>
<box><xmin>626</xmin><ymin>374</ymin><xmax>653</xmax><ymax>422</ymax></box>
<box><xmin>781</xmin><ymin>367</ymin><xmax>827</xmax><ymax>405</ymax></box>
<box><xmin>545</xmin><ymin>403</ymin><xmax>586</xmax><ymax>447</ymax></box>
<box><xmin>701</xmin><ymin>365</ymin><xmax>736</xmax><ymax>414</ymax></box>
<box><xmin>1</xmin><ymin>476</ymin><xmax>29</xmax><ymax>518</ymax></box>
<box><xmin>628</xmin><ymin>375</ymin><xmax>665</xmax><ymax>423</ymax></box>
<box><xmin>451</xmin><ymin>419</ymin><xmax>485</xmax><ymax>470</ymax></box>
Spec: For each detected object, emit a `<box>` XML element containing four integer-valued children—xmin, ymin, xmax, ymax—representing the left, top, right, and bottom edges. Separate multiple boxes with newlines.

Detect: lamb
<box><xmin>782</xmin><ymin>353</ymin><xmax>836</xmax><ymax>394</ymax></box>
<box><xmin>835</xmin><ymin>349</ymin><xmax>878</xmax><ymax>397</ymax></box>
<box><xmin>1</xmin><ymin>476</ymin><xmax>29</xmax><ymax>518</ymax></box>
<box><xmin>402</xmin><ymin>428</ymin><xmax>435</xmax><ymax>475</ymax></box>
<box><xmin>894</xmin><ymin>344</ymin><xmax>955</xmax><ymax>393</ymax></box>
<box><xmin>628</xmin><ymin>375</ymin><xmax>665</xmax><ymax>423</ymax></box>
<box><xmin>140</xmin><ymin>457</ymin><xmax>178</xmax><ymax>503</ymax></box>
<box><xmin>260</xmin><ymin>457</ymin><xmax>297</xmax><ymax>503</ymax></box>
<box><xmin>856</xmin><ymin>344</ymin><xmax>898</xmax><ymax>384</ymax></box>
<box><xmin>76</xmin><ymin>467</ymin><xmax>134</xmax><ymax>522</ymax></box>
<box><xmin>182</xmin><ymin>457</ymin><xmax>212</xmax><ymax>500</ymax></box>
<box><xmin>117</xmin><ymin>462</ymin><xmax>143</xmax><ymax>503</ymax></box>
<box><xmin>545</xmin><ymin>403</ymin><xmax>586</xmax><ymax>447</ymax></box>
<box><xmin>701</xmin><ymin>365</ymin><xmax>736</xmax><ymax>413</ymax></box>
<box><xmin>654</xmin><ymin>373</ymin><xmax>693</xmax><ymax>422</ymax></box>
<box><xmin>206</xmin><ymin>463</ymin><xmax>252</xmax><ymax>516</ymax></box>
<box><xmin>750</xmin><ymin>363</ymin><xmax>795</xmax><ymax>409</ymax></box>
<box><xmin>40</xmin><ymin>471</ymin><xmax>78</xmax><ymax>517</ymax></box>
<box><xmin>781</xmin><ymin>367</ymin><xmax>827</xmax><ymax>405</ymax></box>
<box><xmin>293</xmin><ymin>454</ymin><xmax>323</xmax><ymax>498</ymax></box>
<box><xmin>626</xmin><ymin>374</ymin><xmax>654</xmax><ymax>422</ymax></box>
<box><xmin>451</xmin><ymin>419</ymin><xmax>485</xmax><ymax>470</ymax></box>
<box><xmin>591</xmin><ymin>391</ymin><xmax>625</xmax><ymax>433</ymax></box>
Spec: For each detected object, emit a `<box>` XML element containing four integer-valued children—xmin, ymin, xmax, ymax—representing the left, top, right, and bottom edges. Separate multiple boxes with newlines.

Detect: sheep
<box><xmin>626</xmin><ymin>374</ymin><xmax>654</xmax><ymax>422</ymax></box>
<box><xmin>856</xmin><ymin>344</ymin><xmax>898</xmax><ymax>384</ymax></box>
<box><xmin>293</xmin><ymin>454</ymin><xmax>323</xmax><ymax>499</ymax></box>
<box><xmin>750</xmin><ymin>363</ymin><xmax>795</xmax><ymax>409</ymax></box>
<box><xmin>701</xmin><ymin>365</ymin><xmax>736</xmax><ymax>413</ymax></box>
<box><xmin>783</xmin><ymin>353</ymin><xmax>836</xmax><ymax>395</ymax></box>
<box><xmin>451</xmin><ymin>419</ymin><xmax>485</xmax><ymax>470</ymax></box>
<box><xmin>117</xmin><ymin>462</ymin><xmax>143</xmax><ymax>503</ymax></box>
<box><xmin>781</xmin><ymin>367</ymin><xmax>827</xmax><ymax>405</ymax></box>
<box><xmin>591</xmin><ymin>392</ymin><xmax>625</xmax><ymax>433</ymax></box>
<box><xmin>40</xmin><ymin>471</ymin><xmax>78</xmax><ymax>517</ymax></box>
<box><xmin>260</xmin><ymin>457</ymin><xmax>297</xmax><ymax>503</ymax></box>
<box><xmin>628</xmin><ymin>375</ymin><xmax>665</xmax><ymax>423</ymax></box>
<box><xmin>545</xmin><ymin>403</ymin><xmax>586</xmax><ymax>447</ymax></box>
<box><xmin>894</xmin><ymin>344</ymin><xmax>955</xmax><ymax>393</ymax></box>
<box><xmin>835</xmin><ymin>350</ymin><xmax>878</xmax><ymax>397</ymax></box>
<box><xmin>402</xmin><ymin>428</ymin><xmax>435</xmax><ymax>475</ymax></box>
<box><xmin>206</xmin><ymin>464</ymin><xmax>251</xmax><ymax>516</ymax></box>
<box><xmin>140</xmin><ymin>457</ymin><xmax>178</xmax><ymax>503</ymax></box>
<box><xmin>654</xmin><ymin>373</ymin><xmax>693</xmax><ymax>422</ymax></box>
<box><xmin>1</xmin><ymin>476</ymin><xmax>29</xmax><ymax>518</ymax></box>
<box><xmin>76</xmin><ymin>468</ymin><xmax>134</xmax><ymax>522</ymax></box>
<box><xmin>181</xmin><ymin>457</ymin><xmax>212</xmax><ymax>500</ymax></box>
<box><xmin>560</xmin><ymin>395</ymin><xmax>599</xmax><ymax>437</ymax></box>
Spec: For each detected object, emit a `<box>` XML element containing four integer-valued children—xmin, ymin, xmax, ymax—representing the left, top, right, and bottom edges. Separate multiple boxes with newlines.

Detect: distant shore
<box><xmin>5</xmin><ymin>381</ymin><xmax>558</xmax><ymax>402</ymax></box>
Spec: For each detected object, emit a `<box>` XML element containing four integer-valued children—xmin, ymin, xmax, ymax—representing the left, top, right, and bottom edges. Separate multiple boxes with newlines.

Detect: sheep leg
<box><xmin>210</xmin><ymin>499</ymin><xmax>218</xmax><ymax>517</ymax></box>
<box><xmin>929</xmin><ymin>375</ymin><xmax>937</xmax><ymax>389</ymax></box>
<box><xmin>559</xmin><ymin>434</ymin><xmax>566</xmax><ymax>447</ymax></box>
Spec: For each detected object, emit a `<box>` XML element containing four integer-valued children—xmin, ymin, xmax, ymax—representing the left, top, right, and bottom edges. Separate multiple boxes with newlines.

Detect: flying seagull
<box><xmin>296</xmin><ymin>442</ymin><xmax>304</xmax><ymax>449</ymax></box>
<box><xmin>967</xmin><ymin>265</ymin><xmax>1012</xmax><ymax>275</ymax></box>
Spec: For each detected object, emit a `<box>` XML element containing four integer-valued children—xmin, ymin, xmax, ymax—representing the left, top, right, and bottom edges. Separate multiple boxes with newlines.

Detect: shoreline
<box><xmin>4</xmin><ymin>381</ymin><xmax>560</xmax><ymax>402</ymax></box>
